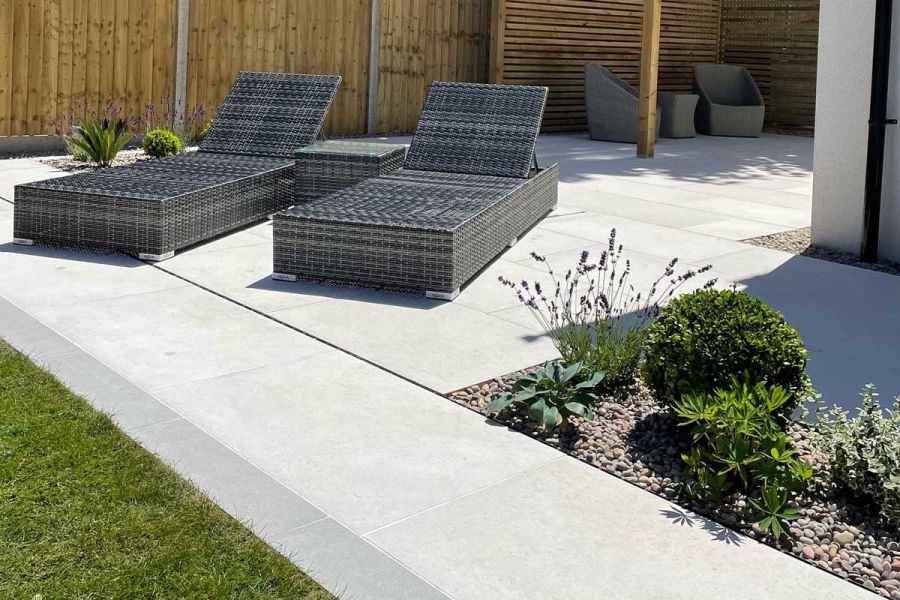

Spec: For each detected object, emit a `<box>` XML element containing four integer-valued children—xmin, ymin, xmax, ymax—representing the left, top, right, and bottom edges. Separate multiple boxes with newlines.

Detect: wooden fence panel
<box><xmin>491</xmin><ymin>0</ymin><xmax>722</xmax><ymax>132</ymax></box>
<box><xmin>376</xmin><ymin>0</ymin><xmax>492</xmax><ymax>134</ymax></box>
<box><xmin>719</xmin><ymin>0</ymin><xmax>819</xmax><ymax>134</ymax></box>
<box><xmin>186</xmin><ymin>0</ymin><xmax>371</xmax><ymax>136</ymax></box>
<box><xmin>0</xmin><ymin>0</ymin><xmax>176</xmax><ymax>136</ymax></box>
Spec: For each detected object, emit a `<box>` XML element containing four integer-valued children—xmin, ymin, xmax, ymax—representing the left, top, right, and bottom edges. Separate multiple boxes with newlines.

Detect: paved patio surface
<box><xmin>0</xmin><ymin>133</ymin><xmax>891</xmax><ymax>600</ymax></box>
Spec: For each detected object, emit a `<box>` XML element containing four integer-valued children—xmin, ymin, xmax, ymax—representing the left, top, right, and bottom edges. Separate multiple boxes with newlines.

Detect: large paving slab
<box><xmin>153</xmin><ymin>352</ymin><xmax>561</xmax><ymax>533</ymax></box>
<box><xmin>367</xmin><ymin>458</ymin><xmax>871</xmax><ymax>600</ymax></box>
<box><xmin>0</xmin><ymin>158</ymin><xmax>66</xmax><ymax>200</ymax></box>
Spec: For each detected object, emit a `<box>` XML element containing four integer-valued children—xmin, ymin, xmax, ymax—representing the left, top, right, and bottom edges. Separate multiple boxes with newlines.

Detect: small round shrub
<box><xmin>142</xmin><ymin>128</ymin><xmax>184</xmax><ymax>158</ymax></box>
<box><xmin>643</xmin><ymin>289</ymin><xmax>811</xmax><ymax>413</ymax></box>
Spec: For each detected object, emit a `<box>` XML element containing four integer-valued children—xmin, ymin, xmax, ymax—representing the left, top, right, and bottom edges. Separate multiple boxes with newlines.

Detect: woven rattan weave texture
<box><xmin>14</xmin><ymin>72</ymin><xmax>340</xmax><ymax>259</ymax></box>
<box><xmin>404</xmin><ymin>81</ymin><xmax>548</xmax><ymax>179</ymax></box>
<box><xmin>274</xmin><ymin>81</ymin><xmax>558</xmax><ymax>298</ymax></box>
<box><xmin>294</xmin><ymin>141</ymin><xmax>407</xmax><ymax>202</ymax></box>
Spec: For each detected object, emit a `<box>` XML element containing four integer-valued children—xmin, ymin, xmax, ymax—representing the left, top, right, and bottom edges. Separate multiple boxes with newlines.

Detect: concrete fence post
<box><xmin>367</xmin><ymin>0</ymin><xmax>381</xmax><ymax>135</ymax></box>
<box><xmin>174</xmin><ymin>0</ymin><xmax>190</xmax><ymax>127</ymax></box>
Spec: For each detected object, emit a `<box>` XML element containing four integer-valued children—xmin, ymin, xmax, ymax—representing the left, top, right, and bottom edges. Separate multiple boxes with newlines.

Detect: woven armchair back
<box><xmin>201</xmin><ymin>72</ymin><xmax>341</xmax><ymax>158</ymax></box>
<box><xmin>404</xmin><ymin>81</ymin><xmax>548</xmax><ymax>179</ymax></box>
<box><xmin>693</xmin><ymin>64</ymin><xmax>763</xmax><ymax>107</ymax></box>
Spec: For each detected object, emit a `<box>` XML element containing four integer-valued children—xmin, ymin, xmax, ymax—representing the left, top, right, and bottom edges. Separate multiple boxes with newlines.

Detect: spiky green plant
<box><xmin>65</xmin><ymin>118</ymin><xmax>133</xmax><ymax>167</ymax></box>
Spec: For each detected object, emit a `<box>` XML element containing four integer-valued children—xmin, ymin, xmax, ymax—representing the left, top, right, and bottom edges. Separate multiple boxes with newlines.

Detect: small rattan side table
<box><xmin>294</xmin><ymin>141</ymin><xmax>407</xmax><ymax>202</ymax></box>
<box><xmin>659</xmin><ymin>92</ymin><xmax>699</xmax><ymax>139</ymax></box>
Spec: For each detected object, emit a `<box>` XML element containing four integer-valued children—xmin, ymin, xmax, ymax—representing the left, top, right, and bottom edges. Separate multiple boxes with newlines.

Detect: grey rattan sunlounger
<box><xmin>13</xmin><ymin>72</ymin><xmax>341</xmax><ymax>260</ymax></box>
<box><xmin>272</xmin><ymin>81</ymin><xmax>558</xmax><ymax>301</ymax></box>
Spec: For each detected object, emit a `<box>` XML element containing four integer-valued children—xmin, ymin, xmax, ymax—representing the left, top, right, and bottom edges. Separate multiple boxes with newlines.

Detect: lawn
<box><xmin>0</xmin><ymin>340</ymin><xmax>333</xmax><ymax>599</ymax></box>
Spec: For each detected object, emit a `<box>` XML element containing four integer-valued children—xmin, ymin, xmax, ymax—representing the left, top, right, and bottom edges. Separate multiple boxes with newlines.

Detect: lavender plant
<box><xmin>140</xmin><ymin>99</ymin><xmax>210</xmax><ymax>145</ymax></box>
<box><xmin>499</xmin><ymin>229</ymin><xmax>715</xmax><ymax>386</ymax></box>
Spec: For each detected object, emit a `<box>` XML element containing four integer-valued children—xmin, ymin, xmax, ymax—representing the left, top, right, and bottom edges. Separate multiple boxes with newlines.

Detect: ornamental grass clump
<box><xmin>815</xmin><ymin>385</ymin><xmax>900</xmax><ymax>529</ymax></box>
<box><xmin>499</xmin><ymin>229</ymin><xmax>715</xmax><ymax>387</ymax></box>
<box><xmin>643</xmin><ymin>288</ymin><xmax>812</xmax><ymax>416</ymax></box>
<box><xmin>674</xmin><ymin>376</ymin><xmax>813</xmax><ymax>539</ymax></box>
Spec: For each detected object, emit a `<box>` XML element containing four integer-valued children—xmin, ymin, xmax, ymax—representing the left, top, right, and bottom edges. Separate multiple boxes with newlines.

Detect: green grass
<box><xmin>0</xmin><ymin>340</ymin><xmax>333</xmax><ymax>599</ymax></box>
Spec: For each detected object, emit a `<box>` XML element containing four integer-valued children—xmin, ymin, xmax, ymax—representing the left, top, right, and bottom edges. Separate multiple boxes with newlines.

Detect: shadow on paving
<box><xmin>537</xmin><ymin>132</ymin><xmax>813</xmax><ymax>186</ymax></box>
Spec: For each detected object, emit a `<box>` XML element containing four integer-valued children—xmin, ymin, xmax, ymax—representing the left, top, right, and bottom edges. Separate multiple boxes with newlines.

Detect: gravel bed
<box><xmin>39</xmin><ymin>149</ymin><xmax>153</xmax><ymax>174</ymax></box>
<box><xmin>449</xmin><ymin>366</ymin><xmax>900</xmax><ymax>598</ymax></box>
<box><xmin>744</xmin><ymin>227</ymin><xmax>900</xmax><ymax>277</ymax></box>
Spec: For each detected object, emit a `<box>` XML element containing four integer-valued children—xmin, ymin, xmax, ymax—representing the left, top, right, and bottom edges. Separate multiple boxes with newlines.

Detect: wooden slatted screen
<box><xmin>0</xmin><ymin>0</ymin><xmax>176</xmax><ymax>136</ymax></box>
<box><xmin>719</xmin><ymin>0</ymin><xmax>819</xmax><ymax>134</ymax></box>
<box><xmin>491</xmin><ymin>0</ymin><xmax>722</xmax><ymax>132</ymax></box>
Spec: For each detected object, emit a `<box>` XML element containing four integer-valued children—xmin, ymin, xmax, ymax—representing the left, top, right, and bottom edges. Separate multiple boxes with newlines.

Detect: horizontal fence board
<box><xmin>493</xmin><ymin>0</ymin><xmax>721</xmax><ymax>132</ymax></box>
<box><xmin>719</xmin><ymin>0</ymin><xmax>818</xmax><ymax>134</ymax></box>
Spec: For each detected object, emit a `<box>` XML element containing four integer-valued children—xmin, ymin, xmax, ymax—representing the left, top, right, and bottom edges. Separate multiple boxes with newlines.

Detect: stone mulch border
<box><xmin>38</xmin><ymin>149</ymin><xmax>153</xmax><ymax>174</ymax></box>
<box><xmin>448</xmin><ymin>366</ymin><xmax>900</xmax><ymax>598</ymax></box>
<box><xmin>743</xmin><ymin>228</ymin><xmax>900</xmax><ymax>277</ymax></box>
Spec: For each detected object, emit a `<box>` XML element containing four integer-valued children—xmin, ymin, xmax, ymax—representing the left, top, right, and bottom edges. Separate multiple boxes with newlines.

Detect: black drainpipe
<box><xmin>861</xmin><ymin>0</ymin><xmax>897</xmax><ymax>262</ymax></box>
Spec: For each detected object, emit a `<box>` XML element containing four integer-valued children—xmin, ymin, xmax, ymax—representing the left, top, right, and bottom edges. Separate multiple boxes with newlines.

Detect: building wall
<box><xmin>811</xmin><ymin>0</ymin><xmax>900</xmax><ymax>262</ymax></box>
<box><xmin>880</xmin><ymin>3</ymin><xmax>900</xmax><ymax>260</ymax></box>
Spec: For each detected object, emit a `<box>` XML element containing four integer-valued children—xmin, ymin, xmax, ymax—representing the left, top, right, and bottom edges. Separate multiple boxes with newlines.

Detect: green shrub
<box><xmin>643</xmin><ymin>289</ymin><xmax>811</xmax><ymax>414</ymax></box>
<box><xmin>485</xmin><ymin>362</ymin><xmax>604</xmax><ymax>431</ymax></box>
<box><xmin>674</xmin><ymin>377</ymin><xmax>812</xmax><ymax>538</ymax></box>
<box><xmin>65</xmin><ymin>118</ymin><xmax>133</xmax><ymax>167</ymax></box>
<box><xmin>815</xmin><ymin>385</ymin><xmax>900</xmax><ymax>528</ymax></box>
<box><xmin>64</xmin><ymin>137</ymin><xmax>91</xmax><ymax>162</ymax></box>
<box><xmin>142</xmin><ymin>127</ymin><xmax>184</xmax><ymax>158</ymax></box>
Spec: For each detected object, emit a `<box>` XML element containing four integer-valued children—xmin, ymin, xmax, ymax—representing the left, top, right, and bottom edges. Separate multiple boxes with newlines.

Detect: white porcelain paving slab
<box><xmin>677</xmin><ymin>196</ymin><xmax>810</xmax><ymax>228</ymax></box>
<box><xmin>679</xmin><ymin>181</ymin><xmax>813</xmax><ymax>209</ymax></box>
<box><xmin>367</xmin><ymin>458</ymin><xmax>869</xmax><ymax>600</ymax></box>
<box><xmin>271</xmin><ymin>296</ymin><xmax>559</xmax><ymax>393</ymax></box>
<box><xmin>683</xmin><ymin>218</ymin><xmax>796</xmax><ymax>240</ymax></box>
<box><xmin>162</xmin><ymin>239</ymin><xmax>333</xmax><ymax>313</ymax></box>
<box><xmin>538</xmin><ymin>212</ymin><xmax>747</xmax><ymax>262</ymax></box>
<box><xmin>153</xmin><ymin>352</ymin><xmax>561</xmax><ymax>533</ymax></box>
<box><xmin>558</xmin><ymin>191</ymin><xmax>729</xmax><ymax>228</ymax></box>
<box><xmin>29</xmin><ymin>285</ymin><xmax>332</xmax><ymax>391</ymax></box>
<box><xmin>0</xmin><ymin>244</ymin><xmax>189</xmax><ymax>309</ymax></box>
<box><xmin>500</xmin><ymin>224</ymin><xmax>595</xmax><ymax>263</ymax></box>
<box><xmin>0</xmin><ymin>159</ymin><xmax>66</xmax><ymax>200</ymax></box>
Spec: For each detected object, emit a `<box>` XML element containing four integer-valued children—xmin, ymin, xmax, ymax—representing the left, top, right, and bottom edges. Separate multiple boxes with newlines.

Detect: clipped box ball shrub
<box><xmin>643</xmin><ymin>289</ymin><xmax>811</xmax><ymax>415</ymax></box>
<box><xmin>142</xmin><ymin>128</ymin><xmax>184</xmax><ymax>158</ymax></box>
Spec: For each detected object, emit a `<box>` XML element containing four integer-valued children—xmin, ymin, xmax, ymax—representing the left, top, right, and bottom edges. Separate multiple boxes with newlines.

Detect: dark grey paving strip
<box><xmin>271</xmin><ymin>518</ymin><xmax>452</xmax><ymax>600</ymax></box>
<box><xmin>0</xmin><ymin>293</ymin><xmax>454</xmax><ymax>600</ymax></box>
<box><xmin>148</xmin><ymin>262</ymin><xmax>449</xmax><ymax>398</ymax></box>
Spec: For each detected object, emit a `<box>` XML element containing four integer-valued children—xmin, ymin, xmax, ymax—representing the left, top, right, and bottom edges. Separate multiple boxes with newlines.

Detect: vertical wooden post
<box><xmin>173</xmin><ymin>0</ymin><xmax>189</xmax><ymax>127</ymax></box>
<box><xmin>489</xmin><ymin>0</ymin><xmax>506</xmax><ymax>83</ymax></box>
<box><xmin>367</xmin><ymin>0</ymin><xmax>381</xmax><ymax>135</ymax></box>
<box><xmin>637</xmin><ymin>0</ymin><xmax>661</xmax><ymax>158</ymax></box>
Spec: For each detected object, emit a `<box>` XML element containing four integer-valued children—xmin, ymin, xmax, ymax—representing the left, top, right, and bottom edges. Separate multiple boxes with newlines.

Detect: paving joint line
<box><xmin>146</xmin><ymin>261</ymin><xmax>449</xmax><ymax>398</ymax></box>
<box><xmin>0</xmin><ymin>195</ymin><xmax>12</xmax><ymax>204</ymax></box>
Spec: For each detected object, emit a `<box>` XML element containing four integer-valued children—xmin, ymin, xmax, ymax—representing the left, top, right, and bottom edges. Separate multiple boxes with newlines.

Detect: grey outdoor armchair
<box><xmin>693</xmin><ymin>64</ymin><xmax>765</xmax><ymax>137</ymax></box>
<box><xmin>584</xmin><ymin>62</ymin><xmax>659</xmax><ymax>143</ymax></box>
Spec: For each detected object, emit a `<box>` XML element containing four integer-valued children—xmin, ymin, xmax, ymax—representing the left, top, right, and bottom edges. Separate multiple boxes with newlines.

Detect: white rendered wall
<box><xmin>811</xmin><ymin>0</ymin><xmax>875</xmax><ymax>255</ymax></box>
<box><xmin>812</xmin><ymin>0</ymin><xmax>900</xmax><ymax>262</ymax></box>
<box><xmin>880</xmin><ymin>2</ymin><xmax>900</xmax><ymax>260</ymax></box>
